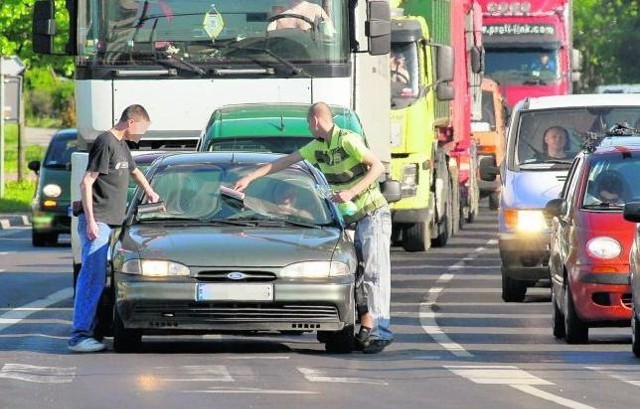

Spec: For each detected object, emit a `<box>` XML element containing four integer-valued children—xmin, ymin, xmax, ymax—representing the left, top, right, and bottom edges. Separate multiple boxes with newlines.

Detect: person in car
<box><xmin>267</xmin><ymin>0</ymin><xmax>336</xmax><ymax>35</ymax></box>
<box><xmin>535</xmin><ymin>126</ymin><xmax>570</xmax><ymax>160</ymax></box>
<box><xmin>585</xmin><ymin>171</ymin><xmax>626</xmax><ymax>206</ymax></box>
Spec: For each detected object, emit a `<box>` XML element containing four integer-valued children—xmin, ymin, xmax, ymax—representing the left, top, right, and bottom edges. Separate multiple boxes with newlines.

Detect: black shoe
<box><xmin>362</xmin><ymin>338</ymin><xmax>392</xmax><ymax>354</ymax></box>
<box><xmin>355</xmin><ymin>326</ymin><xmax>371</xmax><ymax>350</ymax></box>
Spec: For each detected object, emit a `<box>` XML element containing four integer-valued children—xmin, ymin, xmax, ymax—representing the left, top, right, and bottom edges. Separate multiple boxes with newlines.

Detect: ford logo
<box><xmin>227</xmin><ymin>272</ymin><xmax>246</xmax><ymax>280</ymax></box>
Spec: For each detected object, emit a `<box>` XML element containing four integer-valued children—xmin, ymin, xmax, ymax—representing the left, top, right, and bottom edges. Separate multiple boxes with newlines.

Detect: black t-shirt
<box><xmin>86</xmin><ymin>131</ymin><xmax>136</xmax><ymax>225</ymax></box>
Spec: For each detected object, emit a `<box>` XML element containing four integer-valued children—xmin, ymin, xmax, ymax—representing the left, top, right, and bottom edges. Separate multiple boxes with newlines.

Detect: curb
<box><xmin>0</xmin><ymin>214</ymin><xmax>31</xmax><ymax>229</ymax></box>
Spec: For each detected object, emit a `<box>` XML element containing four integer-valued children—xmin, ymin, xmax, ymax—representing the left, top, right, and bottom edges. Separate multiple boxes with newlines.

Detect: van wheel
<box><xmin>501</xmin><ymin>267</ymin><xmax>526</xmax><ymax>302</ymax></box>
<box><xmin>324</xmin><ymin>324</ymin><xmax>355</xmax><ymax>354</ymax></box>
<box><xmin>489</xmin><ymin>191</ymin><xmax>500</xmax><ymax>210</ymax></box>
<box><xmin>632</xmin><ymin>311</ymin><xmax>640</xmax><ymax>357</ymax></box>
<box><xmin>113</xmin><ymin>308</ymin><xmax>142</xmax><ymax>353</ymax></box>
<box><xmin>552</xmin><ymin>289</ymin><xmax>565</xmax><ymax>339</ymax></box>
<box><xmin>563</xmin><ymin>284</ymin><xmax>588</xmax><ymax>344</ymax></box>
<box><xmin>403</xmin><ymin>221</ymin><xmax>431</xmax><ymax>252</ymax></box>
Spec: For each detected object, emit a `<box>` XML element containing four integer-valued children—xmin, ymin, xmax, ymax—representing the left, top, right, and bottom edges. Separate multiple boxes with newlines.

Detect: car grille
<box><xmin>132</xmin><ymin>302</ymin><xmax>339</xmax><ymax>322</ymax></box>
<box><xmin>196</xmin><ymin>271</ymin><xmax>277</xmax><ymax>282</ymax></box>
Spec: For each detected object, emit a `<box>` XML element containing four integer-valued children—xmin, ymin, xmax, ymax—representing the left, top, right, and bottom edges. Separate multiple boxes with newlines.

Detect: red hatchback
<box><xmin>545</xmin><ymin>130</ymin><xmax>638</xmax><ymax>344</ymax></box>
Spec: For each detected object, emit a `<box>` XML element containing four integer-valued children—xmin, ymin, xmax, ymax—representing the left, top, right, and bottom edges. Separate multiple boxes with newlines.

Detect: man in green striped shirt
<box><xmin>234</xmin><ymin>102</ymin><xmax>393</xmax><ymax>354</ymax></box>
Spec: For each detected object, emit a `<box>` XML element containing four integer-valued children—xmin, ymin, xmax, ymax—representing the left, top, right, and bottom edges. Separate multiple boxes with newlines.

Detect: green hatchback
<box><xmin>197</xmin><ymin>103</ymin><xmax>366</xmax><ymax>153</ymax></box>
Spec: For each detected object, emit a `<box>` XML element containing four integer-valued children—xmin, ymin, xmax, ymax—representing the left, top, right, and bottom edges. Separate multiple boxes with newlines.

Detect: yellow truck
<box><xmin>472</xmin><ymin>78</ymin><xmax>508</xmax><ymax>210</ymax></box>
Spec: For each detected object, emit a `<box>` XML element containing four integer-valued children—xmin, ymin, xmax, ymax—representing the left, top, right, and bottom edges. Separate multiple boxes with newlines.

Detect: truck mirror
<box><xmin>381</xmin><ymin>179</ymin><xmax>402</xmax><ymax>203</ymax></box>
<box><xmin>32</xmin><ymin>0</ymin><xmax>56</xmax><ymax>54</ymax></box>
<box><xmin>366</xmin><ymin>1</ymin><xmax>391</xmax><ymax>56</ymax></box>
<box><xmin>571</xmin><ymin>48</ymin><xmax>583</xmax><ymax>71</ymax></box>
<box><xmin>470</xmin><ymin>46</ymin><xmax>484</xmax><ymax>74</ymax></box>
<box><xmin>624</xmin><ymin>202</ymin><xmax>640</xmax><ymax>223</ymax></box>
<box><xmin>436</xmin><ymin>46</ymin><xmax>454</xmax><ymax>82</ymax></box>
<box><xmin>436</xmin><ymin>83</ymin><xmax>454</xmax><ymax>101</ymax></box>
<box><xmin>479</xmin><ymin>156</ymin><xmax>499</xmax><ymax>182</ymax></box>
<box><xmin>28</xmin><ymin>160</ymin><xmax>41</xmax><ymax>174</ymax></box>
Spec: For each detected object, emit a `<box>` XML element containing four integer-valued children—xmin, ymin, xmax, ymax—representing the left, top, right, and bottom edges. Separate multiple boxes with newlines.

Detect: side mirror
<box><xmin>28</xmin><ymin>160</ymin><xmax>41</xmax><ymax>174</ymax></box>
<box><xmin>381</xmin><ymin>179</ymin><xmax>401</xmax><ymax>203</ymax></box>
<box><xmin>436</xmin><ymin>45</ymin><xmax>454</xmax><ymax>83</ymax></box>
<box><xmin>478</xmin><ymin>156</ymin><xmax>499</xmax><ymax>182</ymax></box>
<box><xmin>436</xmin><ymin>83</ymin><xmax>454</xmax><ymax>101</ymax></box>
<box><xmin>623</xmin><ymin>202</ymin><xmax>640</xmax><ymax>223</ymax></box>
<box><xmin>366</xmin><ymin>1</ymin><xmax>391</xmax><ymax>56</ymax></box>
<box><xmin>32</xmin><ymin>0</ymin><xmax>56</xmax><ymax>54</ymax></box>
<box><xmin>544</xmin><ymin>198</ymin><xmax>565</xmax><ymax>219</ymax></box>
<box><xmin>470</xmin><ymin>46</ymin><xmax>484</xmax><ymax>74</ymax></box>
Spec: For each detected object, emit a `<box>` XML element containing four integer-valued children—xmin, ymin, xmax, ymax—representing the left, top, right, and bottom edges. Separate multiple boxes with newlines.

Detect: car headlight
<box><xmin>121</xmin><ymin>259</ymin><xmax>190</xmax><ymax>276</ymax></box>
<box><xmin>587</xmin><ymin>237</ymin><xmax>622</xmax><ymax>259</ymax></box>
<box><xmin>280</xmin><ymin>261</ymin><xmax>350</xmax><ymax>278</ymax></box>
<box><xmin>504</xmin><ymin>209</ymin><xmax>547</xmax><ymax>232</ymax></box>
<box><xmin>42</xmin><ymin>184</ymin><xmax>62</xmax><ymax>198</ymax></box>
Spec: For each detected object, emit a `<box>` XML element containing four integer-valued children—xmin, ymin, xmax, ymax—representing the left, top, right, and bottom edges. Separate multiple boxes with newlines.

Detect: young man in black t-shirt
<box><xmin>69</xmin><ymin>104</ymin><xmax>160</xmax><ymax>353</ymax></box>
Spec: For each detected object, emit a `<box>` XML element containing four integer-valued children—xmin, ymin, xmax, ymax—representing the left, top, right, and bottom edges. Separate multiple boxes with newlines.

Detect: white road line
<box><xmin>586</xmin><ymin>366</ymin><xmax>640</xmax><ymax>387</ymax></box>
<box><xmin>419</xmin><ymin>327</ymin><xmax>548</xmax><ymax>335</ymax></box>
<box><xmin>185</xmin><ymin>387</ymin><xmax>318</xmax><ymax>395</ymax></box>
<box><xmin>511</xmin><ymin>385</ymin><xmax>598</xmax><ymax>409</ymax></box>
<box><xmin>0</xmin><ymin>269</ymin><xmax>5</xmax><ymax>273</ymax></box>
<box><xmin>0</xmin><ymin>333</ymin><xmax>68</xmax><ymax>340</ymax></box>
<box><xmin>222</xmin><ymin>355</ymin><xmax>290</xmax><ymax>360</ymax></box>
<box><xmin>0</xmin><ymin>318</ymin><xmax>71</xmax><ymax>325</ymax></box>
<box><xmin>0</xmin><ymin>364</ymin><xmax>76</xmax><ymax>384</ymax></box>
<box><xmin>298</xmin><ymin>368</ymin><xmax>388</xmax><ymax>385</ymax></box>
<box><xmin>0</xmin><ymin>288</ymin><xmax>73</xmax><ymax>333</ymax></box>
<box><xmin>391</xmin><ymin>273</ymin><xmax>500</xmax><ymax>280</ymax></box>
<box><xmin>393</xmin><ymin>265</ymin><xmax>501</xmax><ymax>271</ymax></box>
<box><xmin>417</xmin><ymin>312</ymin><xmax>548</xmax><ymax>319</ymax></box>
<box><xmin>161</xmin><ymin>365</ymin><xmax>234</xmax><ymax>382</ymax></box>
<box><xmin>0</xmin><ymin>307</ymin><xmax>72</xmax><ymax>312</ymax></box>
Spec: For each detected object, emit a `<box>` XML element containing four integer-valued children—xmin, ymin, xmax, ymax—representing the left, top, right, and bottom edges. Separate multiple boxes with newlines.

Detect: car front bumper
<box><xmin>115</xmin><ymin>275</ymin><xmax>355</xmax><ymax>333</ymax></box>
<box><xmin>31</xmin><ymin>209</ymin><xmax>71</xmax><ymax>234</ymax></box>
<box><xmin>571</xmin><ymin>268</ymin><xmax>632</xmax><ymax>324</ymax></box>
<box><xmin>499</xmin><ymin>232</ymin><xmax>550</xmax><ymax>281</ymax></box>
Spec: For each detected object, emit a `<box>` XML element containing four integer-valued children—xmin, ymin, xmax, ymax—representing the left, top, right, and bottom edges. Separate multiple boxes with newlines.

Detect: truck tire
<box><xmin>403</xmin><ymin>221</ymin><xmax>431</xmax><ymax>252</ymax></box>
<box><xmin>501</xmin><ymin>267</ymin><xmax>526</xmax><ymax>302</ymax></box>
<box><xmin>431</xmin><ymin>152</ymin><xmax>451</xmax><ymax>248</ymax></box>
<box><xmin>432</xmin><ymin>177</ymin><xmax>451</xmax><ymax>248</ymax></box>
<box><xmin>563</xmin><ymin>284</ymin><xmax>588</xmax><ymax>344</ymax></box>
<box><xmin>489</xmin><ymin>191</ymin><xmax>500</xmax><ymax>210</ymax></box>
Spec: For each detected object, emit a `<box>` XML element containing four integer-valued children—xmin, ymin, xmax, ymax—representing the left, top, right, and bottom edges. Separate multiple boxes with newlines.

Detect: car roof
<box><xmin>52</xmin><ymin>128</ymin><xmax>78</xmax><ymax>140</ymax></box>
<box><xmin>520</xmin><ymin>94</ymin><xmax>640</xmax><ymax>111</ymax></box>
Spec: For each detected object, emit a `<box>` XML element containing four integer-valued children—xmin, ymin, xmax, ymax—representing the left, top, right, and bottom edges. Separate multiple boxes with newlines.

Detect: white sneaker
<box><xmin>68</xmin><ymin>338</ymin><xmax>106</xmax><ymax>353</ymax></box>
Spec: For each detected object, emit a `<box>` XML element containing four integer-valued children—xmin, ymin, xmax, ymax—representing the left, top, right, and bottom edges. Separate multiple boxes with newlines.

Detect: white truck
<box><xmin>33</xmin><ymin>0</ymin><xmax>399</xmax><ymax>275</ymax></box>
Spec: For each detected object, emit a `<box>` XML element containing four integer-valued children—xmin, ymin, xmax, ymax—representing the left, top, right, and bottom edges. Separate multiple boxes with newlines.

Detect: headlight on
<box><xmin>281</xmin><ymin>261</ymin><xmax>350</xmax><ymax>278</ymax></box>
<box><xmin>504</xmin><ymin>209</ymin><xmax>547</xmax><ymax>232</ymax></box>
<box><xmin>42</xmin><ymin>184</ymin><xmax>62</xmax><ymax>198</ymax></box>
<box><xmin>121</xmin><ymin>259</ymin><xmax>190</xmax><ymax>276</ymax></box>
<box><xmin>587</xmin><ymin>237</ymin><xmax>622</xmax><ymax>259</ymax></box>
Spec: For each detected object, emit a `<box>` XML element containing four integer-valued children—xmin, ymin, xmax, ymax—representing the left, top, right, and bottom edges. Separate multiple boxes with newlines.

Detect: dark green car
<box><xmin>109</xmin><ymin>152</ymin><xmax>357</xmax><ymax>353</ymax></box>
<box><xmin>28</xmin><ymin>129</ymin><xmax>79</xmax><ymax>246</ymax></box>
<box><xmin>197</xmin><ymin>103</ymin><xmax>366</xmax><ymax>153</ymax></box>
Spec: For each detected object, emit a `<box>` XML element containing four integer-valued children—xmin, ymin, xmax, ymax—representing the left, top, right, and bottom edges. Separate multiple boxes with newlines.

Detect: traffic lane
<box><xmin>0</xmin><ymin>227</ymin><xmax>72</xmax><ymax>307</ymax></box>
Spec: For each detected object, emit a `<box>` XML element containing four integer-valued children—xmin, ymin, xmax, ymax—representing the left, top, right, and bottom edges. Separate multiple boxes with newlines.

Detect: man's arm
<box><xmin>80</xmin><ymin>171</ymin><xmax>99</xmax><ymax>240</ymax></box>
<box><xmin>234</xmin><ymin>151</ymin><xmax>303</xmax><ymax>192</ymax></box>
<box><xmin>131</xmin><ymin>168</ymin><xmax>160</xmax><ymax>203</ymax></box>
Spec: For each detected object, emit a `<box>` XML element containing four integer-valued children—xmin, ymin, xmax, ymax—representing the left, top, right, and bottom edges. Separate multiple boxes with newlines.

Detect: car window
<box><xmin>513</xmin><ymin>107</ymin><xmax>640</xmax><ymax>169</ymax></box>
<box><xmin>44</xmin><ymin>135</ymin><xmax>79</xmax><ymax>168</ymax></box>
<box><xmin>207</xmin><ymin>136</ymin><xmax>312</xmax><ymax>154</ymax></box>
<box><xmin>581</xmin><ymin>152</ymin><xmax>640</xmax><ymax>208</ymax></box>
<box><xmin>560</xmin><ymin>157</ymin><xmax>583</xmax><ymax>216</ymax></box>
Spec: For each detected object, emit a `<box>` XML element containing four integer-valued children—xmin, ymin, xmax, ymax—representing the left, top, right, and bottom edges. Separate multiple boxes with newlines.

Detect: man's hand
<box><xmin>333</xmin><ymin>189</ymin><xmax>355</xmax><ymax>203</ymax></box>
<box><xmin>146</xmin><ymin>189</ymin><xmax>160</xmax><ymax>203</ymax></box>
<box><xmin>86</xmin><ymin>218</ymin><xmax>99</xmax><ymax>241</ymax></box>
<box><xmin>233</xmin><ymin>176</ymin><xmax>253</xmax><ymax>192</ymax></box>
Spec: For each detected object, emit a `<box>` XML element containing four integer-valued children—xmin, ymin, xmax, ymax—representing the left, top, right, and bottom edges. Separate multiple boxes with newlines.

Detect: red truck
<box><xmin>477</xmin><ymin>0</ymin><xmax>581</xmax><ymax>107</ymax></box>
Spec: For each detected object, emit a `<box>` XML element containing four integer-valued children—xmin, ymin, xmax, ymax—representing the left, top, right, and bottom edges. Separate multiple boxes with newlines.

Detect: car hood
<box><xmin>503</xmin><ymin>170</ymin><xmax>568</xmax><ymax>209</ymax></box>
<box><xmin>120</xmin><ymin>225</ymin><xmax>341</xmax><ymax>267</ymax></box>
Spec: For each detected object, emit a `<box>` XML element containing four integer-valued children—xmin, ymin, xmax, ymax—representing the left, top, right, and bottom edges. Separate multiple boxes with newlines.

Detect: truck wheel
<box><xmin>432</xmin><ymin>183</ymin><xmax>451</xmax><ymax>248</ymax></box>
<box><xmin>501</xmin><ymin>267</ymin><xmax>526</xmax><ymax>302</ymax></box>
<box><xmin>113</xmin><ymin>307</ymin><xmax>142</xmax><ymax>353</ymax></box>
<box><xmin>563</xmin><ymin>284</ymin><xmax>589</xmax><ymax>344</ymax></box>
<box><xmin>489</xmin><ymin>191</ymin><xmax>500</xmax><ymax>210</ymax></box>
<box><xmin>551</xmin><ymin>289</ymin><xmax>565</xmax><ymax>339</ymax></box>
<box><xmin>632</xmin><ymin>312</ymin><xmax>640</xmax><ymax>358</ymax></box>
<box><xmin>324</xmin><ymin>324</ymin><xmax>355</xmax><ymax>354</ymax></box>
<box><xmin>403</xmin><ymin>221</ymin><xmax>431</xmax><ymax>252</ymax></box>
<box><xmin>451</xmin><ymin>169</ymin><xmax>461</xmax><ymax>234</ymax></box>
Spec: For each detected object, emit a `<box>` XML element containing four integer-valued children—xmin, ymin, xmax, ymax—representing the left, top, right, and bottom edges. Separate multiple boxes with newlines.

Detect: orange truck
<box><xmin>472</xmin><ymin>78</ymin><xmax>508</xmax><ymax>210</ymax></box>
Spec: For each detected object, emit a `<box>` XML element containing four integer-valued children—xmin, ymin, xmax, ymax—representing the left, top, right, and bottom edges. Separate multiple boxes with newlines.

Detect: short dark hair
<box><xmin>542</xmin><ymin>126</ymin><xmax>569</xmax><ymax>153</ymax></box>
<box><xmin>596</xmin><ymin>171</ymin><xmax>624</xmax><ymax>195</ymax></box>
<box><xmin>119</xmin><ymin>104</ymin><xmax>150</xmax><ymax>123</ymax></box>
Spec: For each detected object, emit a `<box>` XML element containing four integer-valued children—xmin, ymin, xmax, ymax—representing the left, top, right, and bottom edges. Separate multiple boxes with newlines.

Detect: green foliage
<box><xmin>2</xmin><ymin>123</ymin><xmax>45</xmax><ymax>176</ymax></box>
<box><xmin>0</xmin><ymin>180</ymin><xmax>36</xmax><ymax>212</ymax></box>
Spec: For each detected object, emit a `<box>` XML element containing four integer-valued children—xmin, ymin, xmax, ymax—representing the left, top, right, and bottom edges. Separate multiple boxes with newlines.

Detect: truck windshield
<box><xmin>513</xmin><ymin>107</ymin><xmax>640</xmax><ymax>168</ymax></box>
<box><xmin>390</xmin><ymin>42</ymin><xmax>419</xmax><ymax>109</ymax></box>
<box><xmin>485</xmin><ymin>48</ymin><xmax>559</xmax><ymax>85</ymax></box>
<box><xmin>76</xmin><ymin>0</ymin><xmax>348</xmax><ymax>67</ymax></box>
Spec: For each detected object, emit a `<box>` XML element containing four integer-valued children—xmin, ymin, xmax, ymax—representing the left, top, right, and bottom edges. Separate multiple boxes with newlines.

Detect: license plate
<box><xmin>196</xmin><ymin>283</ymin><xmax>274</xmax><ymax>302</ymax></box>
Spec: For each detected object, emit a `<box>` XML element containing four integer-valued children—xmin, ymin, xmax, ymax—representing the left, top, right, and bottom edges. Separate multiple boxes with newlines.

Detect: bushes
<box><xmin>24</xmin><ymin>66</ymin><xmax>75</xmax><ymax>128</ymax></box>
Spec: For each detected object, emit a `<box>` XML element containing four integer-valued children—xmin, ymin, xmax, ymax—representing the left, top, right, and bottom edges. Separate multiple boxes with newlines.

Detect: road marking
<box><xmin>0</xmin><ymin>307</ymin><xmax>72</xmax><ymax>312</ymax></box>
<box><xmin>0</xmin><ymin>318</ymin><xmax>71</xmax><ymax>325</ymax></box>
<box><xmin>418</xmin><ymin>326</ymin><xmax>548</xmax><ymax>335</ymax></box>
<box><xmin>160</xmin><ymin>365</ymin><xmax>234</xmax><ymax>382</ymax></box>
<box><xmin>391</xmin><ymin>273</ymin><xmax>500</xmax><ymax>280</ymax></box>
<box><xmin>185</xmin><ymin>387</ymin><xmax>318</xmax><ymax>395</ymax></box>
<box><xmin>417</xmin><ymin>312</ymin><xmax>548</xmax><ymax>319</ymax></box>
<box><xmin>0</xmin><ymin>288</ymin><xmax>73</xmax><ymax>333</ymax></box>
<box><xmin>0</xmin><ymin>269</ymin><xmax>5</xmax><ymax>273</ymax></box>
<box><xmin>0</xmin><ymin>333</ymin><xmax>68</xmax><ymax>340</ymax></box>
<box><xmin>0</xmin><ymin>364</ymin><xmax>75</xmax><ymax>384</ymax></box>
<box><xmin>447</xmin><ymin>365</ymin><xmax>597</xmax><ymax>409</ymax></box>
<box><xmin>393</xmin><ymin>265</ymin><xmax>501</xmax><ymax>271</ymax></box>
<box><xmin>298</xmin><ymin>368</ymin><xmax>388</xmax><ymax>385</ymax></box>
<box><xmin>586</xmin><ymin>366</ymin><xmax>640</xmax><ymax>387</ymax></box>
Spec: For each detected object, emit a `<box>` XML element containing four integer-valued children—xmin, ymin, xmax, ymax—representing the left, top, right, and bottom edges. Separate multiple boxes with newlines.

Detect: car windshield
<box><xmin>137</xmin><ymin>162</ymin><xmax>334</xmax><ymax>225</ymax></box>
<box><xmin>484</xmin><ymin>48</ymin><xmax>560</xmax><ymax>85</ymax></box>
<box><xmin>76</xmin><ymin>0</ymin><xmax>348</xmax><ymax>67</ymax></box>
<box><xmin>582</xmin><ymin>152</ymin><xmax>640</xmax><ymax>209</ymax></box>
<box><xmin>43</xmin><ymin>134</ymin><xmax>79</xmax><ymax>168</ymax></box>
<box><xmin>513</xmin><ymin>107</ymin><xmax>640</xmax><ymax>168</ymax></box>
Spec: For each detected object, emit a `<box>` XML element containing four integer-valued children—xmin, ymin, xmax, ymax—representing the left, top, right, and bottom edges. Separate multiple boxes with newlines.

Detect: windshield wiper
<box><xmin>203</xmin><ymin>218</ymin><xmax>258</xmax><ymax>227</ymax></box>
<box><xmin>255</xmin><ymin>218</ymin><xmax>322</xmax><ymax>229</ymax></box>
<box><xmin>156</xmin><ymin>56</ymin><xmax>209</xmax><ymax>77</ymax></box>
<box><xmin>220</xmin><ymin>42</ymin><xmax>311</xmax><ymax>77</ymax></box>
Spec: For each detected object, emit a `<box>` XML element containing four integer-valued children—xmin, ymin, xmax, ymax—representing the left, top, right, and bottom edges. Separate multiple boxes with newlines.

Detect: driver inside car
<box><xmin>267</xmin><ymin>0</ymin><xmax>336</xmax><ymax>35</ymax></box>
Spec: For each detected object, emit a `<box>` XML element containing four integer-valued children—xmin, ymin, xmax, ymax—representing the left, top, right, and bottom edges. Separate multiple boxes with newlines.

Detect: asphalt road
<box><xmin>0</xmin><ymin>205</ymin><xmax>637</xmax><ymax>409</ymax></box>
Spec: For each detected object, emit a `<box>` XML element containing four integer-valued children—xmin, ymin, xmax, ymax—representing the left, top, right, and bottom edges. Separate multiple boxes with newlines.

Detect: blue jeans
<box><xmin>69</xmin><ymin>214</ymin><xmax>111</xmax><ymax>345</ymax></box>
<box><xmin>354</xmin><ymin>205</ymin><xmax>393</xmax><ymax>341</ymax></box>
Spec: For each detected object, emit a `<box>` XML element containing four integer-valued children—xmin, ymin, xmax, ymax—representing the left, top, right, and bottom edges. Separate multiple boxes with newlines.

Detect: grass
<box><xmin>1</xmin><ymin>123</ymin><xmax>44</xmax><ymax>212</ymax></box>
